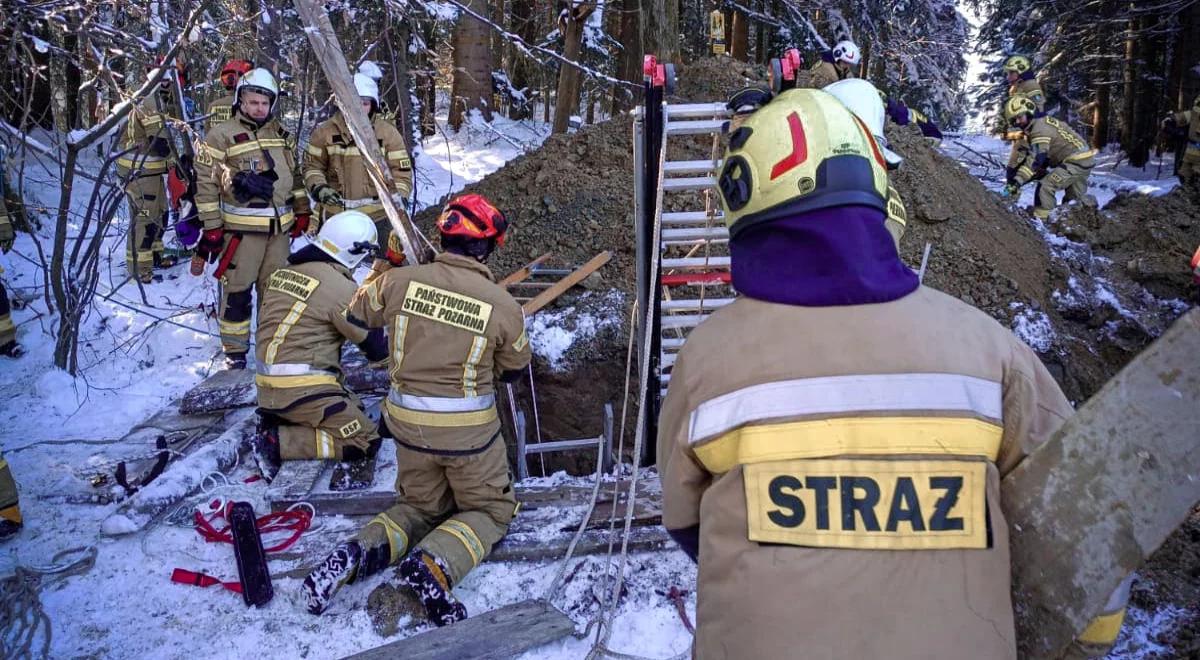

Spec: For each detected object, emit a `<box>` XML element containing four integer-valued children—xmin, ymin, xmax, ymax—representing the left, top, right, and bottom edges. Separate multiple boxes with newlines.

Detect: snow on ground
<box><xmin>526</xmin><ymin>290</ymin><xmax>626</xmax><ymax>371</ymax></box>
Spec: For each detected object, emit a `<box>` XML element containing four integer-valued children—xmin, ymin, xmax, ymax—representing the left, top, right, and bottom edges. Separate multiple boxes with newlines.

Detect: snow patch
<box><xmin>526</xmin><ymin>291</ymin><xmax>624</xmax><ymax>371</ymax></box>
<box><xmin>1009</xmin><ymin>304</ymin><xmax>1055</xmax><ymax>353</ymax></box>
<box><xmin>1109</xmin><ymin>603</ymin><xmax>1192</xmax><ymax>657</ymax></box>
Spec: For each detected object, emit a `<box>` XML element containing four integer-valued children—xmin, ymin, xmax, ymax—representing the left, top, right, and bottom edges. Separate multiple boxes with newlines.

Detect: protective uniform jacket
<box><xmin>809</xmin><ymin>59</ymin><xmax>852</xmax><ymax>89</ymax></box>
<box><xmin>254</xmin><ymin>255</ymin><xmax>381</xmax><ymax>405</ymax></box>
<box><xmin>1014</xmin><ymin>116</ymin><xmax>1095</xmax><ymax>185</ymax></box>
<box><xmin>195</xmin><ymin>112</ymin><xmax>310</xmax><ymax>233</ymax></box>
<box><xmin>348</xmin><ymin>252</ymin><xmax>530</xmax><ymax>451</ymax></box>
<box><xmin>1168</xmin><ymin>108</ymin><xmax>1200</xmax><ymax>160</ymax></box>
<box><xmin>658</xmin><ymin>286</ymin><xmax>1074</xmax><ymax>660</ymax></box>
<box><xmin>207</xmin><ymin>93</ymin><xmax>236</xmax><ymax>131</ymax></box>
<box><xmin>304</xmin><ymin>112</ymin><xmax>413</xmax><ymax>219</ymax></box>
<box><xmin>1010</xmin><ymin>78</ymin><xmax>1044</xmax><ymax>113</ymax></box>
<box><xmin>117</xmin><ymin>94</ymin><xmax>176</xmax><ymax>177</ymax></box>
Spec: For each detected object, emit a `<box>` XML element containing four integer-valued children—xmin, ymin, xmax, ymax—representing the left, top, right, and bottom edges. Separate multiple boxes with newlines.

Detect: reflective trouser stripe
<box><xmin>254</xmin><ymin>373</ymin><xmax>340</xmax><ymax>388</ymax></box>
<box><xmin>264</xmin><ymin>301</ymin><xmax>307</xmax><ymax>364</ymax></box>
<box><xmin>384</xmin><ymin>399</ymin><xmax>497</xmax><ymax>427</ymax></box>
<box><xmin>0</xmin><ymin>504</ymin><xmax>20</xmax><ymax>524</ymax></box>
<box><xmin>366</xmin><ymin>513</ymin><xmax>410</xmax><ymax>564</ymax></box>
<box><xmin>461</xmin><ymin>336</ymin><xmax>487</xmax><ymax>397</ymax></box>
<box><xmin>117</xmin><ymin>157</ymin><xmax>169</xmax><ymax>172</ymax></box>
<box><xmin>315</xmin><ymin>430</ymin><xmax>336</xmax><ymax>459</ymax></box>
<box><xmin>434</xmin><ymin>519</ymin><xmax>484</xmax><ymax>569</ymax></box>
<box><xmin>219</xmin><ymin>319</ymin><xmax>251</xmax><ymax>353</ymax></box>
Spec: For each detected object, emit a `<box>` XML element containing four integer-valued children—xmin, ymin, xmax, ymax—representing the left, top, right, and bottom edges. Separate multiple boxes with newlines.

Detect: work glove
<box><xmin>313</xmin><ymin>185</ymin><xmax>342</xmax><ymax>206</ymax></box>
<box><xmin>290</xmin><ymin>213</ymin><xmax>310</xmax><ymax>238</ymax></box>
<box><xmin>0</xmin><ymin>220</ymin><xmax>12</xmax><ymax>253</ymax></box>
<box><xmin>1003</xmin><ymin>182</ymin><xmax>1021</xmax><ymax>197</ymax></box>
<box><xmin>886</xmin><ymin>97</ymin><xmax>910</xmax><ymax>126</ymax></box>
<box><xmin>196</xmin><ymin>228</ymin><xmax>225</xmax><ymax>263</ymax></box>
<box><xmin>231</xmin><ymin>170</ymin><xmax>278</xmax><ymax>204</ymax></box>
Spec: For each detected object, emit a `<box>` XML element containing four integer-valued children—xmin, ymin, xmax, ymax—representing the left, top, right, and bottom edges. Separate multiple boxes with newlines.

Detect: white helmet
<box><xmin>357</xmin><ymin>61</ymin><xmax>383</xmax><ymax>82</ymax></box>
<box><xmin>353</xmin><ymin>73</ymin><xmax>380</xmax><ymax>108</ymax></box>
<box><xmin>235</xmin><ymin>67</ymin><xmax>280</xmax><ymax>115</ymax></box>
<box><xmin>832</xmin><ymin>40</ymin><xmax>862</xmax><ymax>67</ymax></box>
<box><xmin>822</xmin><ymin>79</ymin><xmax>903</xmax><ymax>169</ymax></box>
<box><xmin>315</xmin><ymin>210</ymin><xmax>379</xmax><ymax>269</ymax></box>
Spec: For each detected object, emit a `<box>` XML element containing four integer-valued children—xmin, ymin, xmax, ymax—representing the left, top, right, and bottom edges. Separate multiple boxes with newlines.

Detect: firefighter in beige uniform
<box><xmin>303</xmin><ymin>73</ymin><xmax>413</xmax><ymax>254</ymax></box>
<box><xmin>1005</xmin><ymin>95</ymin><xmax>1097</xmax><ymax>218</ymax></box>
<box><xmin>808</xmin><ymin>40</ymin><xmax>860</xmax><ymax>89</ymax></box>
<box><xmin>1001</xmin><ymin>55</ymin><xmax>1046</xmax><ymax>185</ymax></box>
<box><xmin>660</xmin><ymin>88</ymin><xmax>1126</xmax><ymax>659</ymax></box>
<box><xmin>250</xmin><ymin>210</ymin><xmax>388</xmax><ymax>479</ymax></box>
<box><xmin>1162</xmin><ymin>94</ymin><xmax>1200</xmax><ymax>188</ymax></box>
<box><xmin>193</xmin><ymin>68</ymin><xmax>312</xmax><ymax>369</ymax></box>
<box><xmin>303</xmin><ymin>194</ymin><xmax>529</xmax><ymax>627</ymax></box>
<box><xmin>206</xmin><ymin>59</ymin><xmax>253</xmax><ymax>133</ymax></box>
<box><xmin>117</xmin><ymin>76</ymin><xmax>178</xmax><ymax>282</ymax></box>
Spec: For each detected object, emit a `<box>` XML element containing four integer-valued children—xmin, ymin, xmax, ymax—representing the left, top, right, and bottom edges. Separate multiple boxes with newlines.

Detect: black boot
<box><xmin>0</xmin><ymin>519</ymin><xmax>21</xmax><ymax>542</ymax></box>
<box><xmin>250</xmin><ymin>424</ymin><xmax>282</xmax><ymax>483</ymax></box>
<box><xmin>224</xmin><ymin>352</ymin><xmax>247</xmax><ymax>370</ymax></box>
<box><xmin>302</xmin><ymin>541</ymin><xmax>364</xmax><ymax>615</ymax></box>
<box><xmin>0</xmin><ymin>341</ymin><xmax>24</xmax><ymax>358</ymax></box>
<box><xmin>399</xmin><ymin>549</ymin><xmax>467</xmax><ymax>627</ymax></box>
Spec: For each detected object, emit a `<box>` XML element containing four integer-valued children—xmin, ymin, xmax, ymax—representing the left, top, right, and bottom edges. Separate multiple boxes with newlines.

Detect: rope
<box><xmin>0</xmin><ymin>546</ymin><xmax>97</xmax><ymax>660</ymax></box>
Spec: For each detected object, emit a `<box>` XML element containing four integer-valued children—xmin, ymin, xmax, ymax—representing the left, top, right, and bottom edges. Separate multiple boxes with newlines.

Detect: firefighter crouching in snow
<box><xmin>249</xmin><ymin>210</ymin><xmax>388</xmax><ymax>481</ymax></box>
<box><xmin>659</xmin><ymin>88</ymin><xmax>1127</xmax><ymax>659</ymax></box>
<box><xmin>303</xmin><ymin>194</ymin><xmax>530</xmax><ymax>627</ymax></box>
<box><xmin>1162</xmin><ymin>93</ymin><xmax>1200</xmax><ymax>189</ymax></box>
<box><xmin>1004</xmin><ymin>95</ymin><xmax>1097</xmax><ymax>219</ymax></box>
<box><xmin>193</xmin><ymin>67</ymin><xmax>313</xmax><ymax>370</ymax></box>
<box><xmin>117</xmin><ymin>66</ymin><xmax>181</xmax><ymax>283</ymax></box>
<box><xmin>207</xmin><ymin>59</ymin><xmax>254</xmax><ymax>133</ymax></box>
<box><xmin>303</xmin><ymin>72</ymin><xmax>413</xmax><ymax>273</ymax></box>
<box><xmin>1001</xmin><ymin>55</ymin><xmax>1046</xmax><ymax>186</ymax></box>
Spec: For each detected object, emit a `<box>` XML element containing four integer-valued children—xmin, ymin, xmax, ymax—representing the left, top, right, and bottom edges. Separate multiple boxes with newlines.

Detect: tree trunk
<box><xmin>1119</xmin><ymin>16</ymin><xmax>1138</xmax><ymax>154</ymax></box>
<box><xmin>1174</xmin><ymin>1</ymin><xmax>1200</xmax><ymax>108</ymax></box>
<box><xmin>610</xmin><ymin>0</ymin><xmax>641</xmax><ymax>113</ymax></box>
<box><xmin>387</xmin><ymin>18</ymin><xmax>417</xmax><ymax>152</ymax></box>
<box><xmin>508</xmin><ymin>0</ymin><xmax>536</xmax><ymax>118</ymax></box>
<box><xmin>1091</xmin><ymin>0</ymin><xmax>1116</xmax><ymax>149</ymax></box>
<box><xmin>755</xmin><ymin>0</ymin><xmax>769</xmax><ymax>64</ymax></box>
<box><xmin>730</xmin><ymin>10</ymin><xmax>750</xmax><ymax>61</ymax></box>
<box><xmin>450</xmin><ymin>0</ymin><xmax>494</xmax><ymax>129</ymax></box>
<box><xmin>491</xmin><ymin>0</ymin><xmax>506</xmax><ymax>76</ymax></box>
<box><xmin>642</xmin><ymin>0</ymin><xmax>679</xmax><ymax>64</ymax></box>
<box><xmin>257</xmin><ymin>0</ymin><xmax>285</xmax><ymax>74</ymax></box>
<box><xmin>552</xmin><ymin>4</ymin><xmax>595</xmax><ymax>134</ymax></box>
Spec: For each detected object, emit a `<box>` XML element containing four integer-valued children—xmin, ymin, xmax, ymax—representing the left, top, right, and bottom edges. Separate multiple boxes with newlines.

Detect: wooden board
<box><xmin>1006</xmin><ymin>308</ymin><xmax>1200</xmax><ymax>657</ymax></box>
<box><xmin>340</xmin><ymin>599</ymin><xmax>574</xmax><ymax>660</ymax></box>
<box><xmin>522</xmin><ymin>251</ymin><xmax>612</xmax><ymax>315</ymax></box>
<box><xmin>499</xmin><ymin>253</ymin><xmax>553</xmax><ymax>286</ymax></box>
<box><xmin>491</xmin><ymin>524</ymin><xmax>670</xmax><ymax>563</ymax></box>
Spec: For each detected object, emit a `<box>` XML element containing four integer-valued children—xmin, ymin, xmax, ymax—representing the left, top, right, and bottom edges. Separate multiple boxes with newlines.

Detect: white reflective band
<box><xmin>688</xmin><ymin>373</ymin><xmax>1003</xmax><ymax>444</ymax></box>
<box><xmin>341</xmin><ymin>197</ymin><xmax>380</xmax><ymax>209</ymax></box>
<box><xmin>316</xmin><ymin>430</ymin><xmax>336</xmax><ymax>459</ymax></box>
<box><xmin>257</xmin><ymin>363</ymin><xmax>333</xmax><ymax>377</ymax></box>
<box><xmin>388</xmin><ymin>389</ymin><xmax>496</xmax><ymax>412</ymax></box>
<box><xmin>220</xmin><ymin>202</ymin><xmax>293</xmax><ymax>217</ymax></box>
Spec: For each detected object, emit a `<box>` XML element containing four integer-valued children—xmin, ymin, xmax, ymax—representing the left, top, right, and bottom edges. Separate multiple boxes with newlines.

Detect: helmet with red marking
<box><xmin>436</xmin><ymin>194</ymin><xmax>509</xmax><ymax>247</ymax></box>
<box><xmin>220</xmin><ymin>59</ymin><xmax>254</xmax><ymax>90</ymax></box>
<box><xmin>716</xmin><ymin>88</ymin><xmax>890</xmax><ymax>238</ymax></box>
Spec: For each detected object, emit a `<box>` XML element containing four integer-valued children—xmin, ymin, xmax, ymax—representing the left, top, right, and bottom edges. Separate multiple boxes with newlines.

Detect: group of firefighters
<box><xmin>0</xmin><ymin>40</ymin><xmax>1196</xmax><ymax>657</ymax></box>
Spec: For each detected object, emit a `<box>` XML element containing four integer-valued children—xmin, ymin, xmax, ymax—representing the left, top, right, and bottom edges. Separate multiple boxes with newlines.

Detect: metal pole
<box><xmin>642</xmin><ymin>79</ymin><xmax>664</xmax><ymax>465</ymax></box>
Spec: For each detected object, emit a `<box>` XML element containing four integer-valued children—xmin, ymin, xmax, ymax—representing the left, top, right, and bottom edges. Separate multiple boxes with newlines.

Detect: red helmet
<box><xmin>220</xmin><ymin>59</ymin><xmax>254</xmax><ymax>90</ymax></box>
<box><xmin>436</xmin><ymin>194</ymin><xmax>508</xmax><ymax>247</ymax></box>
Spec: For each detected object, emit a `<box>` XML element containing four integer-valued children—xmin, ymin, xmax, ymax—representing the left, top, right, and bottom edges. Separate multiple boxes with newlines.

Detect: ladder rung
<box><xmin>662</xmin><ymin>256</ymin><xmax>731</xmax><ymax>270</ymax></box>
<box><xmin>522</xmin><ymin>437</ymin><xmax>602</xmax><ymax>454</ymax></box>
<box><xmin>661</xmin><ymin>314</ymin><xmax>709</xmax><ymax>330</ymax></box>
<box><xmin>665</xmin><ymin>119</ymin><xmax>729</xmax><ymax>136</ymax></box>
<box><xmin>661</xmin><ymin>298</ymin><xmax>734</xmax><ymax>312</ymax></box>
<box><xmin>662</xmin><ymin>226</ymin><xmax>729</xmax><ymax>241</ymax></box>
<box><xmin>663</xmin><ymin>176</ymin><xmax>716</xmax><ymax>192</ymax></box>
<box><xmin>665</xmin><ymin>103</ymin><xmax>733</xmax><ymax>119</ymax></box>
<box><xmin>664</xmin><ymin>160</ymin><xmax>721</xmax><ymax>175</ymax></box>
<box><xmin>662</xmin><ymin>211</ymin><xmax>724</xmax><ymax>225</ymax></box>
<box><xmin>661</xmin><ymin>337</ymin><xmax>686</xmax><ymax>350</ymax></box>
<box><xmin>509</xmin><ymin>281</ymin><xmax>556</xmax><ymax>288</ymax></box>
<box><xmin>661</xmin><ymin>353</ymin><xmax>676</xmax><ymax>369</ymax></box>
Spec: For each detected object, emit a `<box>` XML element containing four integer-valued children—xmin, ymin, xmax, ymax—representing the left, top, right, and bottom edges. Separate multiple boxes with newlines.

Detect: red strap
<box><xmin>661</xmin><ymin>271</ymin><xmax>731</xmax><ymax>287</ymax></box>
<box><xmin>171</xmin><ymin>568</ymin><xmax>243</xmax><ymax>594</ymax></box>
<box><xmin>193</xmin><ymin>502</ymin><xmax>313</xmax><ymax>553</ymax></box>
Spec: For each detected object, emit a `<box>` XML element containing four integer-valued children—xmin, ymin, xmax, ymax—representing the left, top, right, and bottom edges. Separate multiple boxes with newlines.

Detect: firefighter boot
<box><xmin>0</xmin><ymin>519</ymin><xmax>20</xmax><ymax>542</ymax></box>
<box><xmin>250</xmin><ymin>422</ymin><xmax>282</xmax><ymax>483</ymax></box>
<box><xmin>302</xmin><ymin>539</ymin><xmax>391</xmax><ymax>615</ymax></box>
<box><xmin>399</xmin><ymin>548</ymin><xmax>467</xmax><ymax>627</ymax></box>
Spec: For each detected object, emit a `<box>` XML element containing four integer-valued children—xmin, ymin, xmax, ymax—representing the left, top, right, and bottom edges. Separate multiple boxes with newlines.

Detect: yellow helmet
<box><xmin>717</xmin><ymin>88</ymin><xmax>890</xmax><ymax>238</ymax></box>
<box><xmin>1003</xmin><ymin>55</ymin><xmax>1032</xmax><ymax>74</ymax></box>
<box><xmin>1004</xmin><ymin>95</ymin><xmax>1037</xmax><ymax>125</ymax></box>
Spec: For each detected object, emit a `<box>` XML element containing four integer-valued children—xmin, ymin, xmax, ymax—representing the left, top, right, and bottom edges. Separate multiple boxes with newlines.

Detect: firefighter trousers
<box><xmin>124</xmin><ymin>175</ymin><xmax>168</xmax><ymax>281</ymax></box>
<box><xmin>260</xmin><ymin>387</ymin><xmax>379</xmax><ymax>460</ymax></box>
<box><xmin>0</xmin><ymin>452</ymin><xmax>21</xmax><ymax>527</ymax></box>
<box><xmin>1035</xmin><ymin>162</ymin><xmax>1094</xmax><ymax>218</ymax></box>
<box><xmin>356</xmin><ymin>434</ymin><xmax>517</xmax><ymax>586</ymax></box>
<box><xmin>218</xmin><ymin>231</ymin><xmax>291</xmax><ymax>356</ymax></box>
<box><xmin>0</xmin><ymin>276</ymin><xmax>14</xmax><ymax>347</ymax></box>
<box><xmin>1180</xmin><ymin>149</ymin><xmax>1200</xmax><ymax>189</ymax></box>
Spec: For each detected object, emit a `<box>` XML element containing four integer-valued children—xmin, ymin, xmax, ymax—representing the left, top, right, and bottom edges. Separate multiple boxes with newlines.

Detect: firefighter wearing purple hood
<box><xmin>657</xmin><ymin>88</ymin><xmax>1125</xmax><ymax>659</ymax></box>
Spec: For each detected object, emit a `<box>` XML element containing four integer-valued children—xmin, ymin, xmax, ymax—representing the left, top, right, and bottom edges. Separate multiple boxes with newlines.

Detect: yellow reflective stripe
<box><xmin>290</xmin><ymin>188</ymin><xmax>307</xmax><ymax>200</ymax></box>
<box><xmin>392</xmin><ymin>315</ymin><xmax>409</xmax><ymax>374</ymax></box>
<box><xmin>1017</xmin><ymin>166</ymin><xmax>1034</xmax><ymax>178</ymax></box>
<box><xmin>224</xmin><ymin>138</ymin><xmax>288</xmax><ymax>158</ymax></box>
<box><xmin>204</xmin><ymin>145</ymin><xmax>227</xmax><ymax>160</ymax></box>
<box><xmin>221</xmin><ymin>210</ymin><xmax>295</xmax><ymax>229</ymax></box>
<box><xmin>461</xmin><ymin>336</ymin><xmax>487</xmax><ymax>397</ymax></box>
<box><xmin>512</xmin><ymin>330</ymin><xmax>529</xmax><ymax>352</ymax></box>
<box><xmin>1077</xmin><ymin>608</ymin><xmax>1126</xmax><ymax>645</ymax></box>
<box><xmin>1030</xmin><ymin>137</ymin><xmax>1051</xmax><ymax>146</ymax></box>
<box><xmin>366</xmin><ymin>281</ymin><xmax>384</xmax><ymax>312</ymax></box>
<box><xmin>312</xmin><ymin>429</ymin><xmax>335</xmax><ymax>459</ymax></box>
<box><xmin>219</xmin><ymin>319</ymin><xmax>251</xmax><ymax>335</ymax></box>
<box><xmin>117</xmin><ymin>157</ymin><xmax>169</xmax><ymax>171</ymax></box>
<box><xmin>1066</xmin><ymin>149</ymin><xmax>1098</xmax><ymax>162</ymax></box>
<box><xmin>368</xmin><ymin>514</ymin><xmax>410</xmax><ymax>563</ymax></box>
<box><xmin>691</xmin><ymin>416</ymin><xmax>1004</xmax><ymax>475</ymax></box>
<box><xmin>255</xmin><ymin>373</ymin><xmax>340</xmax><ymax>388</ymax></box>
<box><xmin>0</xmin><ymin>317</ymin><xmax>13</xmax><ymax>333</ymax></box>
<box><xmin>385</xmin><ymin>399</ymin><xmax>498</xmax><ymax>427</ymax></box>
<box><xmin>264</xmin><ymin>301</ymin><xmax>308</xmax><ymax>364</ymax></box>
<box><xmin>196</xmin><ymin>201</ymin><xmax>220</xmax><ymax>213</ymax></box>
<box><xmin>437</xmin><ymin>519</ymin><xmax>485</xmax><ymax>567</ymax></box>
<box><xmin>326</xmin><ymin>145</ymin><xmax>364</xmax><ymax>157</ymax></box>
<box><xmin>386</xmin><ymin>150</ymin><xmax>409</xmax><ymax>160</ymax></box>
<box><xmin>305</xmin><ymin>143</ymin><xmax>324</xmax><ymax>158</ymax></box>
<box><xmin>125</xmin><ymin>250</ymin><xmax>155</xmax><ymax>264</ymax></box>
<box><xmin>0</xmin><ymin>504</ymin><xmax>22</xmax><ymax>524</ymax></box>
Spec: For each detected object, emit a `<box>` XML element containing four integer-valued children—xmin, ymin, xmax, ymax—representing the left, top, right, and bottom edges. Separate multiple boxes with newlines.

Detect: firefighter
<box><xmin>193</xmin><ymin>67</ymin><xmax>312</xmax><ymax>369</ymax></box>
<box><xmin>822</xmin><ymin>79</ymin><xmax>909</xmax><ymax>250</ymax></box>
<box><xmin>207</xmin><ymin>59</ymin><xmax>254</xmax><ymax>132</ymax></box>
<box><xmin>250</xmin><ymin>210</ymin><xmax>387</xmax><ymax>480</ymax></box>
<box><xmin>303</xmin><ymin>72</ymin><xmax>413</xmax><ymax>271</ymax></box>
<box><xmin>117</xmin><ymin>65</ymin><xmax>181</xmax><ymax>283</ymax></box>
<box><xmin>0</xmin><ymin>148</ymin><xmax>23</xmax><ymax>359</ymax></box>
<box><xmin>1004</xmin><ymin>95</ymin><xmax>1097</xmax><ymax>219</ymax></box>
<box><xmin>1001</xmin><ymin>56</ymin><xmax>1045</xmax><ymax>186</ymax></box>
<box><xmin>302</xmin><ymin>194</ymin><xmax>530</xmax><ymax>626</ymax></box>
<box><xmin>809</xmin><ymin>40</ymin><xmax>860</xmax><ymax>88</ymax></box>
<box><xmin>660</xmin><ymin>88</ymin><xmax>1125</xmax><ymax>659</ymax></box>
<box><xmin>1161</xmin><ymin>94</ymin><xmax>1200</xmax><ymax>189</ymax></box>
<box><xmin>0</xmin><ymin>451</ymin><xmax>20</xmax><ymax>541</ymax></box>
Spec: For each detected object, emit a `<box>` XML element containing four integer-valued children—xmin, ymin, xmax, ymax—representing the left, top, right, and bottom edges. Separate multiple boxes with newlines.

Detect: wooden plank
<box><xmin>340</xmin><ymin>599</ymin><xmax>574</xmax><ymax>660</ymax></box>
<box><xmin>522</xmin><ymin>251</ymin><xmax>612</xmax><ymax>316</ymax></box>
<box><xmin>499</xmin><ymin>253</ymin><xmax>553</xmax><ymax>286</ymax></box>
<box><xmin>491</xmin><ymin>525</ymin><xmax>670</xmax><ymax>562</ymax></box>
<box><xmin>1005</xmin><ymin>308</ymin><xmax>1200</xmax><ymax>658</ymax></box>
<box><xmin>268</xmin><ymin>433</ymin><xmax>398</xmax><ymax>513</ymax></box>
